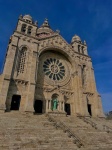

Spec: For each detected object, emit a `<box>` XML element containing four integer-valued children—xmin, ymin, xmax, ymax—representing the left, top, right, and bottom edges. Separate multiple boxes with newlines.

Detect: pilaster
<box><xmin>0</xmin><ymin>79</ymin><xmax>10</xmax><ymax>110</ymax></box>
<box><xmin>0</xmin><ymin>38</ymin><xmax>19</xmax><ymax>110</ymax></box>
<box><xmin>25</xmin><ymin>49</ymin><xmax>39</xmax><ymax>112</ymax></box>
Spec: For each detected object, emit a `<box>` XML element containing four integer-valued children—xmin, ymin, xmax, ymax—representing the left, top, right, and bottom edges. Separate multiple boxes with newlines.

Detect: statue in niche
<box><xmin>51</xmin><ymin>94</ymin><xmax>59</xmax><ymax>110</ymax></box>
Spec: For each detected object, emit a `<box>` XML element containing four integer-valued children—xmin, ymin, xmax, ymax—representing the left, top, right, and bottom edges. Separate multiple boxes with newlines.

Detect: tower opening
<box><xmin>88</xmin><ymin>104</ymin><xmax>92</xmax><ymax>116</ymax></box>
<box><xmin>10</xmin><ymin>95</ymin><xmax>21</xmax><ymax>110</ymax></box>
<box><xmin>65</xmin><ymin>103</ymin><xmax>71</xmax><ymax>115</ymax></box>
<box><xmin>34</xmin><ymin>100</ymin><xmax>43</xmax><ymax>113</ymax></box>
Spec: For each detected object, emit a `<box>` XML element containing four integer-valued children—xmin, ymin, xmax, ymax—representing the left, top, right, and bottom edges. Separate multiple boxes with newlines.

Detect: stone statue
<box><xmin>51</xmin><ymin>98</ymin><xmax>59</xmax><ymax>110</ymax></box>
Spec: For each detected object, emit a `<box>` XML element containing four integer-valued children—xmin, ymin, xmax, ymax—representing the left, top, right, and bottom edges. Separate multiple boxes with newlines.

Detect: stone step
<box><xmin>1</xmin><ymin>112</ymin><xmax>112</xmax><ymax>150</ymax></box>
<box><xmin>52</xmin><ymin>116</ymin><xmax>112</xmax><ymax>149</ymax></box>
<box><xmin>0</xmin><ymin>112</ymin><xmax>79</xmax><ymax>150</ymax></box>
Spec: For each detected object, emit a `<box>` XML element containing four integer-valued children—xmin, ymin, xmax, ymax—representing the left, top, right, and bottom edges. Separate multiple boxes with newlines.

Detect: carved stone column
<box><xmin>59</xmin><ymin>101</ymin><xmax>62</xmax><ymax>111</ymax></box>
<box><xmin>46</xmin><ymin>100</ymin><xmax>52</xmax><ymax>112</ymax></box>
<box><xmin>57</xmin><ymin>101</ymin><xmax>60</xmax><ymax>111</ymax></box>
<box><xmin>49</xmin><ymin>100</ymin><xmax>51</xmax><ymax>111</ymax></box>
<box><xmin>46</xmin><ymin>100</ymin><xmax>48</xmax><ymax>112</ymax></box>
<box><xmin>63</xmin><ymin>101</ymin><xmax>65</xmax><ymax>112</ymax></box>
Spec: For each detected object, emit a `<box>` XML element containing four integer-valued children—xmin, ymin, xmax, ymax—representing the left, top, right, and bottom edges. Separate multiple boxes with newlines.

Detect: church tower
<box><xmin>0</xmin><ymin>15</ymin><xmax>104</xmax><ymax>117</ymax></box>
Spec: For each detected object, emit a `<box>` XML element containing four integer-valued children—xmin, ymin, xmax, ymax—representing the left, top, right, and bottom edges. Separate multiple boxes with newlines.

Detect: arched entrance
<box><xmin>65</xmin><ymin>103</ymin><xmax>71</xmax><ymax>115</ymax></box>
<box><xmin>87</xmin><ymin>98</ymin><xmax>92</xmax><ymax>116</ymax></box>
<box><xmin>10</xmin><ymin>95</ymin><xmax>21</xmax><ymax>110</ymax></box>
<box><xmin>87</xmin><ymin>104</ymin><xmax>92</xmax><ymax>116</ymax></box>
<box><xmin>34</xmin><ymin>100</ymin><xmax>43</xmax><ymax>113</ymax></box>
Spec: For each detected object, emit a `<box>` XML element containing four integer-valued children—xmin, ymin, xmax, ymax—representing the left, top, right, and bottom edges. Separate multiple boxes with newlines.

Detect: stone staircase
<box><xmin>90</xmin><ymin>117</ymin><xmax>112</xmax><ymax>131</ymax></box>
<box><xmin>50</xmin><ymin>115</ymin><xmax>112</xmax><ymax>150</ymax></box>
<box><xmin>0</xmin><ymin>111</ymin><xmax>78</xmax><ymax>150</ymax></box>
<box><xmin>1</xmin><ymin>111</ymin><xmax>112</xmax><ymax>150</ymax></box>
<box><xmin>77</xmin><ymin>115</ymin><xmax>112</xmax><ymax>133</ymax></box>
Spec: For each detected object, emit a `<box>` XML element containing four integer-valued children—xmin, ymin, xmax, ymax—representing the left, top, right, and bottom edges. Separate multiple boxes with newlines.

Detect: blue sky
<box><xmin>0</xmin><ymin>0</ymin><xmax>112</xmax><ymax>113</ymax></box>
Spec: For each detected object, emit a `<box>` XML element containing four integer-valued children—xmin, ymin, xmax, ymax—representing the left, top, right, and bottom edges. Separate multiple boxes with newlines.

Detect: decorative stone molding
<box><xmin>38</xmin><ymin>35</ymin><xmax>75</xmax><ymax>59</ymax></box>
<box><xmin>83</xmin><ymin>92</ymin><xmax>94</xmax><ymax>97</ymax></box>
<box><xmin>14</xmin><ymin>79</ymin><xmax>29</xmax><ymax>85</ymax></box>
<box><xmin>37</xmin><ymin>32</ymin><xmax>58</xmax><ymax>40</ymax></box>
<box><xmin>59</xmin><ymin>90</ymin><xmax>74</xmax><ymax>99</ymax></box>
<box><xmin>36</xmin><ymin>84</ymin><xmax>73</xmax><ymax>99</ymax></box>
<box><xmin>71</xmin><ymin>71</ymin><xmax>78</xmax><ymax>78</ymax></box>
<box><xmin>36</xmin><ymin>85</ymin><xmax>60</xmax><ymax>92</ymax></box>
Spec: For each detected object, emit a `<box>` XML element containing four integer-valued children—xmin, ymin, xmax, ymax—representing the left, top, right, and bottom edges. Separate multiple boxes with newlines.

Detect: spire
<box><xmin>84</xmin><ymin>40</ymin><xmax>87</xmax><ymax>45</ymax></box>
<box><xmin>41</xmin><ymin>18</ymin><xmax>50</xmax><ymax>28</ymax></box>
<box><xmin>37</xmin><ymin>18</ymin><xmax>53</xmax><ymax>34</ymax></box>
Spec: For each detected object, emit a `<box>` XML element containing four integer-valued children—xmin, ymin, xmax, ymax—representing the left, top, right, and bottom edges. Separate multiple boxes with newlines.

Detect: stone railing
<box><xmin>103</xmin><ymin>125</ymin><xmax>112</xmax><ymax>133</ymax></box>
<box><xmin>77</xmin><ymin>113</ymin><xmax>112</xmax><ymax>133</ymax></box>
<box><xmin>77</xmin><ymin>113</ymin><xmax>97</xmax><ymax>129</ymax></box>
<box><xmin>46</xmin><ymin>114</ymin><xmax>84</xmax><ymax>148</ymax></box>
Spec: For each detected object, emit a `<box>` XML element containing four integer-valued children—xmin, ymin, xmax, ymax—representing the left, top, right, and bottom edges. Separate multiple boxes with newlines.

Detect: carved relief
<box><xmin>14</xmin><ymin>79</ymin><xmax>29</xmax><ymax>86</ymax></box>
<box><xmin>59</xmin><ymin>90</ymin><xmax>74</xmax><ymax>99</ymax></box>
<box><xmin>71</xmin><ymin>71</ymin><xmax>78</xmax><ymax>78</ymax></box>
<box><xmin>36</xmin><ymin>85</ymin><xmax>73</xmax><ymax>99</ymax></box>
<box><xmin>38</xmin><ymin>35</ymin><xmax>75</xmax><ymax>60</ymax></box>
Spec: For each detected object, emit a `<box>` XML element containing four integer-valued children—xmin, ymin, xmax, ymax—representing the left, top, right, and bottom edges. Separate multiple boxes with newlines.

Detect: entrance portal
<box><xmin>65</xmin><ymin>103</ymin><xmax>71</xmax><ymax>115</ymax></box>
<box><xmin>34</xmin><ymin>100</ymin><xmax>43</xmax><ymax>113</ymax></box>
<box><xmin>10</xmin><ymin>95</ymin><xmax>21</xmax><ymax>110</ymax></box>
<box><xmin>88</xmin><ymin>104</ymin><xmax>92</xmax><ymax>116</ymax></box>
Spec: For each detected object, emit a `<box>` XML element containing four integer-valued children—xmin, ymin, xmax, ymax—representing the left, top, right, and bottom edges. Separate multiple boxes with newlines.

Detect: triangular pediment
<box><xmin>38</xmin><ymin>34</ymin><xmax>75</xmax><ymax>59</ymax></box>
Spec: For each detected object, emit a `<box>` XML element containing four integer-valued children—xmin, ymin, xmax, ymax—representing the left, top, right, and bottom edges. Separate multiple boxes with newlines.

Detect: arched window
<box><xmin>27</xmin><ymin>26</ymin><xmax>32</xmax><ymax>35</ymax></box>
<box><xmin>17</xmin><ymin>47</ymin><xmax>27</xmax><ymax>75</ymax></box>
<box><xmin>81</xmin><ymin>65</ymin><xmax>86</xmax><ymax>86</ymax></box>
<box><xmin>21</xmin><ymin>24</ymin><xmax>27</xmax><ymax>33</ymax></box>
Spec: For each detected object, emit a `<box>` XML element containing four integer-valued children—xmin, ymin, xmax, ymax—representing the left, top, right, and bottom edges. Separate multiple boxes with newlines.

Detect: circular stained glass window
<box><xmin>43</xmin><ymin>58</ymin><xmax>65</xmax><ymax>80</ymax></box>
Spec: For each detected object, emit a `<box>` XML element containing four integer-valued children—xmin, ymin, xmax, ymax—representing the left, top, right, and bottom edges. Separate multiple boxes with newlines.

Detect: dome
<box><xmin>37</xmin><ymin>27</ymin><xmax>53</xmax><ymax>34</ymax></box>
<box><xmin>37</xmin><ymin>19</ymin><xmax>53</xmax><ymax>34</ymax></box>
<box><xmin>23</xmin><ymin>15</ymin><xmax>32</xmax><ymax>22</ymax></box>
<box><xmin>71</xmin><ymin>35</ymin><xmax>81</xmax><ymax>43</ymax></box>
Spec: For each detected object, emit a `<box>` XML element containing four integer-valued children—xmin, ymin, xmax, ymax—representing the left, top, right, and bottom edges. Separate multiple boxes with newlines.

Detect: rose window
<box><xmin>43</xmin><ymin>58</ymin><xmax>65</xmax><ymax>80</ymax></box>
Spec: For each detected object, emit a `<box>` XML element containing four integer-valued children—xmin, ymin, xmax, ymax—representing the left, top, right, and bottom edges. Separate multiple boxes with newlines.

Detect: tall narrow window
<box><xmin>27</xmin><ymin>26</ymin><xmax>32</xmax><ymax>35</ymax></box>
<box><xmin>82</xmin><ymin>47</ymin><xmax>84</xmax><ymax>54</ymax></box>
<box><xmin>21</xmin><ymin>24</ymin><xmax>27</xmax><ymax>33</ymax></box>
<box><xmin>81</xmin><ymin>65</ymin><xmax>86</xmax><ymax>86</ymax></box>
<box><xmin>78</xmin><ymin>45</ymin><xmax>80</xmax><ymax>53</ymax></box>
<box><xmin>17</xmin><ymin>47</ymin><xmax>27</xmax><ymax>75</ymax></box>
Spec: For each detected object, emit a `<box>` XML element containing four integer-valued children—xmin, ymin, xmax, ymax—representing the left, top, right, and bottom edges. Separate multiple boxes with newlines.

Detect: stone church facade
<box><xmin>0</xmin><ymin>15</ymin><xmax>104</xmax><ymax>117</ymax></box>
